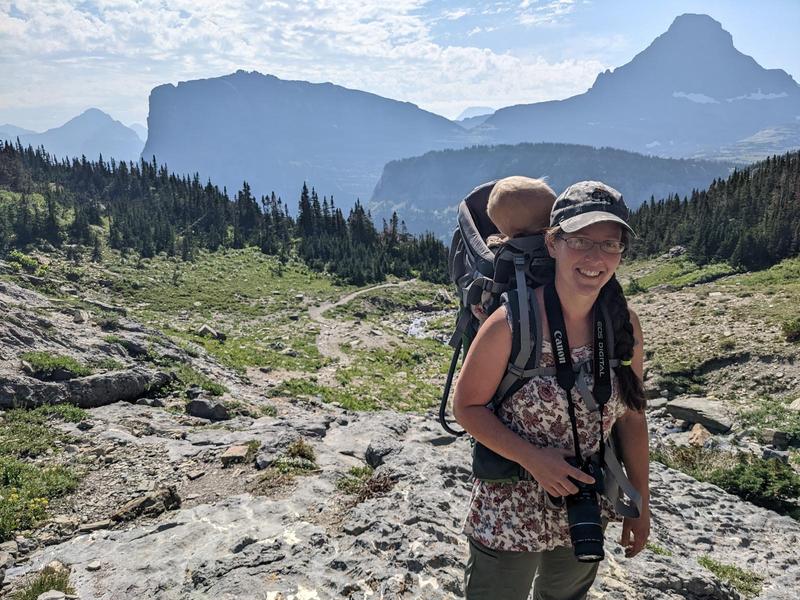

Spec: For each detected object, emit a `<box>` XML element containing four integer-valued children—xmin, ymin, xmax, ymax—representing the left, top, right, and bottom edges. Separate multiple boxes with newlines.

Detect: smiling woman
<box><xmin>454</xmin><ymin>181</ymin><xmax>649</xmax><ymax>600</ymax></box>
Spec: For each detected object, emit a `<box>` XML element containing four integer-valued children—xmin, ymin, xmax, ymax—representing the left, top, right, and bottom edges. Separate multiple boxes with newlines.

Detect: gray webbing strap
<box><xmin>514</xmin><ymin>257</ymin><xmax>530</xmax><ymax>366</ymax></box>
<box><xmin>492</xmin><ymin>260</ymin><xmax>535</xmax><ymax>405</ymax></box>
<box><xmin>602</xmin><ymin>437</ymin><xmax>642</xmax><ymax>518</ymax></box>
<box><xmin>575</xmin><ymin>366</ymin><xmax>599</xmax><ymax>412</ymax></box>
<box><xmin>448</xmin><ymin>309</ymin><xmax>473</xmax><ymax>348</ymax></box>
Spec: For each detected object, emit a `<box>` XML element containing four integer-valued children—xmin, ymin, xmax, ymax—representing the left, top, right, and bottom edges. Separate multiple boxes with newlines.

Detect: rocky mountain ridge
<box><xmin>478</xmin><ymin>14</ymin><xmax>800</xmax><ymax>159</ymax></box>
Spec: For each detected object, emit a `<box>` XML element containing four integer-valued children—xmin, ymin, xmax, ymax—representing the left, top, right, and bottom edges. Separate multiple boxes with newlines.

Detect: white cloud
<box><xmin>518</xmin><ymin>0</ymin><xmax>577</xmax><ymax>26</ymax></box>
<box><xmin>0</xmin><ymin>0</ymin><xmax>606</xmax><ymax>127</ymax></box>
<box><xmin>442</xmin><ymin>8</ymin><xmax>470</xmax><ymax>20</ymax></box>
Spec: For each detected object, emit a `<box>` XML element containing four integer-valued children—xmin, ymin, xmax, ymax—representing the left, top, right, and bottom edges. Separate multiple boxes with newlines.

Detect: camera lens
<box><xmin>565</xmin><ymin>489</ymin><xmax>605</xmax><ymax>562</ymax></box>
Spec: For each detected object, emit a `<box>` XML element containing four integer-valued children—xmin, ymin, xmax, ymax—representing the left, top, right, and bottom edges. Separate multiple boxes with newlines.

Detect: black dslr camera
<box><xmin>552</xmin><ymin>455</ymin><xmax>606</xmax><ymax>562</ymax></box>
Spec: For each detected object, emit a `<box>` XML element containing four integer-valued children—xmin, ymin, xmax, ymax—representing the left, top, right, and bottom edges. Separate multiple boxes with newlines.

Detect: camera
<box><xmin>561</xmin><ymin>456</ymin><xmax>606</xmax><ymax>562</ymax></box>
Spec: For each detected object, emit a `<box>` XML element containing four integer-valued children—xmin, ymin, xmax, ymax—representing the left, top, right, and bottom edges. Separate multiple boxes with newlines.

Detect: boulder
<box><xmin>221</xmin><ymin>445</ymin><xmax>250</xmax><ymax>466</ymax></box>
<box><xmin>78</xmin><ymin>520</ymin><xmax>112</xmax><ymax>533</ymax></box>
<box><xmin>0</xmin><ymin>550</ymin><xmax>10</xmax><ymax>588</ymax></box>
<box><xmin>82</xmin><ymin>298</ymin><xmax>127</xmax><ymax>315</ymax></box>
<box><xmin>788</xmin><ymin>398</ymin><xmax>800</xmax><ymax>412</ymax></box>
<box><xmin>648</xmin><ymin>397</ymin><xmax>669</xmax><ymax>411</ymax></box>
<box><xmin>759</xmin><ymin>428</ymin><xmax>792</xmax><ymax>450</ymax></box>
<box><xmin>365</xmin><ymin>440</ymin><xmax>400</xmax><ymax>468</ymax></box>
<box><xmin>186</xmin><ymin>399</ymin><xmax>231</xmax><ymax>421</ymax></box>
<box><xmin>197</xmin><ymin>324</ymin><xmax>225</xmax><ymax>341</ymax></box>
<box><xmin>0</xmin><ymin>368</ymin><xmax>173</xmax><ymax>409</ymax></box>
<box><xmin>664</xmin><ymin>396</ymin><xmax>733</xmax><ymax>434</ymax></box>
<box><xmin>111</xmin><ymin>486</ymin><xmax>181</xmax><ymax>522</ymax></box>
<box><xmin>687</xmin><ymin>423</ymin><xmax>713</xmax><ymax>447</ymax></box>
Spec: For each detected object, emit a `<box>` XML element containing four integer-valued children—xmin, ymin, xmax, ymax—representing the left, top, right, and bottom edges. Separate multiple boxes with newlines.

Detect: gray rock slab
<box><xmin>648</xmin><ymin>397</ymin><xmax>669</xmax><ymax>410</ymax></box>
<box><xmin>186</xmin><ymin>399</ymin><xmax>231</xmax><ymax>421</ymax></box>
<box><xmin>665</xmin><ymin>396</ymin><xmax>734</xmax><ymax>433</ymax></box>
<box><xmin>0</xmin><ymin>368</ymin><xmax>172</xmax><ymax>409</ymax></box>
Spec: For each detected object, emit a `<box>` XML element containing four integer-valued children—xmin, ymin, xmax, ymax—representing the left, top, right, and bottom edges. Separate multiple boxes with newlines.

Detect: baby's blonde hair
<box><xmin>487</xmin><ymin>176</ymin><xmax>556</xmax><ymax>238</ymax></box>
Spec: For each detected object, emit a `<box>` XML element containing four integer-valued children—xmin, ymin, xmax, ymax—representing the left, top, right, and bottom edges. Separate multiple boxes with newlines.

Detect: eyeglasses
<box><xmin>557</xmin><ymin>234</ymin><xmax>625</xmax><ymax>255</ymax></box>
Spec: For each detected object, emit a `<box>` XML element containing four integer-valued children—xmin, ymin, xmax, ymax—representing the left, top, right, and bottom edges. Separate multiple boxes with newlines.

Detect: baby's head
<box><xmin>487</xmin><ymin>176</ymin><xmax>556</xmax><ymax>238</ymax></box>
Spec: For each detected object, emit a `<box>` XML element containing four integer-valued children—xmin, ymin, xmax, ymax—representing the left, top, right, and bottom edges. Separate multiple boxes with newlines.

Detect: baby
<box><xmin>486</xmin><ymin>175</ymin><xmax>555</xmax><ymax>245</ymax></box>
<box><xmin>471</xmin><ymin>176</ymin><xmax>556</xmax><ymax>322</ymax></box>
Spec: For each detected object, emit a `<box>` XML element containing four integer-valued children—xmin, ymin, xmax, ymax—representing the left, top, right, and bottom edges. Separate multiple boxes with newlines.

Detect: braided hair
<box><xmin>545</xmin><ymin>227</ymin><xmax>646</xmax><ymax>411</ymax></box>
<box><xmin>600</xmin><ymin>274</ymin><xmax>646</xmax><ymax>411</ymax></box>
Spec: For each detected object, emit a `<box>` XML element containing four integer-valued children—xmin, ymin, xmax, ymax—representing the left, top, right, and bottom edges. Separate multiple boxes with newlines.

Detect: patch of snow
<box><xmin>646</xmin><ymin>141</ymin><xmax>662</xmax><ymax>148</ymax></box>
<box><xmin>726</xmin><ymin>90</ymin><xmax>789</xmax><ymax>102</ymax></box>
<box><xmin>672</xmin><ymin>92</ymin><xmax>719</xmax><ymax>104</ymax></box>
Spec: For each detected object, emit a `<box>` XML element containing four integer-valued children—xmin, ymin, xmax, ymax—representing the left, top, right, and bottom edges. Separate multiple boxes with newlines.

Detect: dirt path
<box><xmin>308</xmin><ymin>279</ymin><xmax>417</xmax><ymax>366</ymax></box>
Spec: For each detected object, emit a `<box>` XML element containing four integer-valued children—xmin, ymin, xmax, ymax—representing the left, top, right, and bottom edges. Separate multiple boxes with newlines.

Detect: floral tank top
<box><xmin>462</xmin><ymin>313</ymin><xmax>629</xmax><ymax>552</ymax></box>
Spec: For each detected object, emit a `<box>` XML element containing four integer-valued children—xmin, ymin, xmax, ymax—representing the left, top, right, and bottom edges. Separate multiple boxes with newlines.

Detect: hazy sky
<box><xmin>2</xmin><ymin>0</ymin><xmax>799</xmax><ymax>132</ymax></box>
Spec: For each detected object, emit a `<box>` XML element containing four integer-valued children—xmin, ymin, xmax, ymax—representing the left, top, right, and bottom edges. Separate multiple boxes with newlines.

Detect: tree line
<box><xmin>628</xmin><ymin>151</ymin><xmax>800</xmax><ymax>270</ymax></box>
<box><xmin>0</xmin><ymin>141</ymin><xmax>447</xmax><ymax>284</ymax></box>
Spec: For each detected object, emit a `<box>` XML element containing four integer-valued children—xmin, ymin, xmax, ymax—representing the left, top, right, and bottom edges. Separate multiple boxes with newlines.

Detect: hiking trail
<box><xmin>308</xmin><ymin>279</ymin><xmax>417</xmax><ymax>367</ymax></box>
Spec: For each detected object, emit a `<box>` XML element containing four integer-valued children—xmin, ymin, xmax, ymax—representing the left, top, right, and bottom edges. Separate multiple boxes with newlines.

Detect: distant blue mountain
<box><xmin>129</xmin><ymin>123</ymin><xmax>148</xmax><ymax>143</ymax></box>
<box><xmin>457</xmin><ymin>111</ymin><xmax>495</xmax><ymax>130</ymax></box>
<box><xmin>1</xmin><ymin>109</ymin><xmax>144</xmax><ymax>162</ymax></box>
<box><xmin>456</xmin><ymin>106</ymin><xmax>494</xmax><ymax>121</ymax></box>
<box><xmin>139</xmin><ymin>13</ymin><xmax>798</xmax><ymax>211</ymax></box>
<box><xmin>142</xmin><ymin>70</ymin><xmax>473</xmax><ymax>203</ymax></box>
<box><xmin>0</xmin><ymin>124</ymin><xmax>36</xmax><ymax>138</ymax></box>
<box><xmin>369</xmin><ymin>142</ymin><xmax>735</xmax><ymax>237</ymax></box>
<box><xmin>478</xmin><ymin>14</ymin><xmax>800</xmax><ymax>158</ymax></box>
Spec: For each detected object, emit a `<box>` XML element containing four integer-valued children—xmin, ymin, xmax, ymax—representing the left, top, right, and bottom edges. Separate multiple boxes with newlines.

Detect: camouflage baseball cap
<box><xmin>549</xmin><ymin>181</ymin><xmax>635</xmax><ymax>235</ymax></box>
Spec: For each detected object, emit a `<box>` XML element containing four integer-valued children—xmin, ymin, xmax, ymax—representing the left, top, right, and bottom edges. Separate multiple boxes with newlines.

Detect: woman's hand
<box><xmin>621</xmin><ymin>506</ymin><xmax>650</xmax><ymax>558</ymax></box>
<box><xmin>523</xmin><ymin>447</ymin><xmax>595</xmax><ymax>498</ymax></box>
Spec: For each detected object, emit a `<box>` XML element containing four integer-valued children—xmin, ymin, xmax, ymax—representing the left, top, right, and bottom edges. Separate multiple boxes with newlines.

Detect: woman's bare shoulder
<box><xmin>627</xmin><ymin>307</ymin><xmax>643</xmax><ymax>343</ymax></box>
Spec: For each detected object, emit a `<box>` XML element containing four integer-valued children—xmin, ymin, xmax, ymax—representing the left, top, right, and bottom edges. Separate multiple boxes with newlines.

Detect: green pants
<box><xmin>464</xmin><ymin>537</ymin><xmax>600</xmax><ymax>600</ymax></box>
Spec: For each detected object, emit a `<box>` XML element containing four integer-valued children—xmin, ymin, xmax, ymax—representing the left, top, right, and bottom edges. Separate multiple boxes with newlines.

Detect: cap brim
<box><xmin>559</xmin><ymin>211</ymin><xmax>636</xmax><ymax>236</ymax></box>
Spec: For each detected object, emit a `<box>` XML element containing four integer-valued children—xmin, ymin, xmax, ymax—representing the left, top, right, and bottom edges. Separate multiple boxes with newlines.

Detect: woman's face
<box><xmin>547</xmin><ymin>221</ymin><xmax>624</xmax><ymax>299</ymax></box>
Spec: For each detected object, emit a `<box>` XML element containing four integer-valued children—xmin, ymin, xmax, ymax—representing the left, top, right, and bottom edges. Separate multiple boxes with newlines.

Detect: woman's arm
<box><xmin>453</xmin><ymin>307</ymin><xmax>594</xmax><ymax>497</ymax></box>
<box><xmin>615</xmin><ymin>307</ymin><xmax>650</xmax><ymax>558</ymax></box>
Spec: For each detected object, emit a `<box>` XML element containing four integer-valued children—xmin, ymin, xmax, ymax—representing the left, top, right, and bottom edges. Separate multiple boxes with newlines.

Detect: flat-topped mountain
<box><xmin>142</xmin><ymin>70</ymin><xmax>471</xmax><ymax>203</ymax></box>
<box><xmin>478</xmin><ymin>14</ymin><xmax>800</xmax><ymax>159</ymax></box>
<box><xmin>0</xmin><ymin>109</ymin><xmax>144</xmax><ymax>163</ymax></box>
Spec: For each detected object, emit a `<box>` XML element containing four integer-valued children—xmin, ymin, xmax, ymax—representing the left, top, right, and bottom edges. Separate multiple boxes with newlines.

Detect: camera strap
<box><xmin>544</xmin><ymin>284</ymin><xmax>611</xmax><ymax>468</ymax></box>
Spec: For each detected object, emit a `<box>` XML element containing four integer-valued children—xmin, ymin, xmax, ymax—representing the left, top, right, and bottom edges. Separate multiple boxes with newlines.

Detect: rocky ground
<box><xmin>1</xmin><ymin>258</ymin><xmax>800</xmax><ymax>599</ymax></box>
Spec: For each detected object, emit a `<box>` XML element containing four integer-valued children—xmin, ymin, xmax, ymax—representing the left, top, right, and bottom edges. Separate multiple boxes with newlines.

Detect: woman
<box><xmin>454</xmin><ymin>181</ymin><xmax>650</xmax><ymax>600</ymax></box>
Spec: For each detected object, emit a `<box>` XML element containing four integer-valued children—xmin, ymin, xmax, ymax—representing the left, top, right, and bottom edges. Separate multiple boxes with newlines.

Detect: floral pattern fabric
<box><xmin>463</xmin><ymin>332</ymin><xmax>629</xmax><ymax>552</ymax></box>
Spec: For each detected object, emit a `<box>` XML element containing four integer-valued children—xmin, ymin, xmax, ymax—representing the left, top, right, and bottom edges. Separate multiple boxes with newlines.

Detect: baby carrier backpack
<box><xmin>440</xmin><ymin>179</ymin><xmax>555</xmax><ymax>436</ymax></box>
<box><xmin>439</xmin><ymin>180</ymin><xmax>642</xmax><ymax>518</ymax></box>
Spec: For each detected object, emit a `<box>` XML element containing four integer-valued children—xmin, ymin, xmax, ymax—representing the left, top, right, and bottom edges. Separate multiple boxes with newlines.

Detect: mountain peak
<box><xmin>57</xmin><ymin>108</ymin><xmax>116</xmax><ymax>130</ymax></box>
<box><xmin>659</xmin><ymin>13</ymin><xmax>733</xmax><ymax>49</ymax></box>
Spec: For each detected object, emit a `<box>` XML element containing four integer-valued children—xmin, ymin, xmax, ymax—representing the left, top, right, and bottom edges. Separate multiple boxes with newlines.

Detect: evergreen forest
<box><xmin>1</xmin><ymin>141</ymin><xmax>799</xmax><ymax>284</ymax></box>
<box><xmin>0</xmin><ymin>142</ymin><xmax>447</xmax><ymax>285</ymax></box>
<box><xmin>628</xmin><ymin>151</ymin><xmax>800</xmax><ymax>270</ymax></box>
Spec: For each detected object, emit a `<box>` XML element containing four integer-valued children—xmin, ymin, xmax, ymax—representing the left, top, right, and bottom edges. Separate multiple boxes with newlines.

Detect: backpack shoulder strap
<box><xmin>491</xmin><ymin>283</ymin><xmax>551</xmax><ymax>409</ymax></box>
